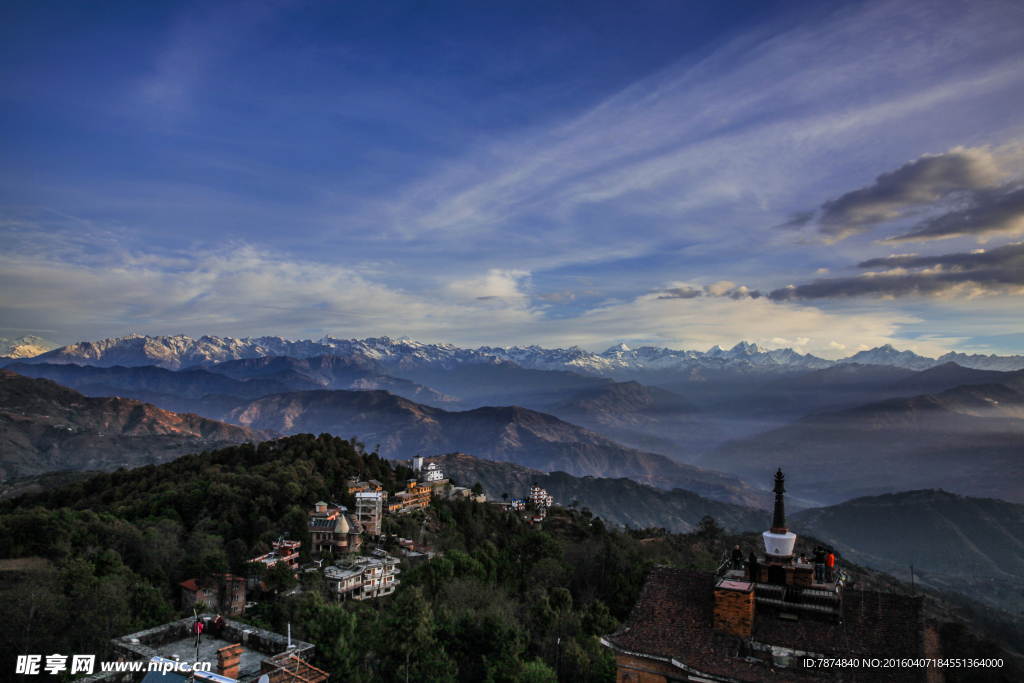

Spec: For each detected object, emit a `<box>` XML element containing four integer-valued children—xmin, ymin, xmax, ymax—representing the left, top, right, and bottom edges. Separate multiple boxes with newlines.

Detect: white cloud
<box><xmin>0</xmin><ymin>238</ymin><xmax>973</xmax><ymax>358</ymax></box>
<box><xmin>446</xmin><ymin>269</ymin><xmax>531</xmax><ymax>302</ymax></box>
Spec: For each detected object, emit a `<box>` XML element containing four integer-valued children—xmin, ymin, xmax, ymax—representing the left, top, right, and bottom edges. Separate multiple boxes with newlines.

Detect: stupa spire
<box><xmin>771</xmin><ymin>468</ymin><xmax>788</xmax><ymax>534</ymax></box>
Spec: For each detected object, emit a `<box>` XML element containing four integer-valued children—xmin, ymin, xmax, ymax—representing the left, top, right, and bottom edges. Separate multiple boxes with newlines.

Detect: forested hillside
<box><xmin>1</xmin><ymin>434</ymin><xmax>1020</xmax><ymax>682</ymax></box>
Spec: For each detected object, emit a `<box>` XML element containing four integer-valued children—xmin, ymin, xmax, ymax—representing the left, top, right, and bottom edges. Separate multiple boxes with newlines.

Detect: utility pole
<box><xmin>910</xmin><ymin>564</ymin><xmax>915</xmax><ymax>596</ymax></box>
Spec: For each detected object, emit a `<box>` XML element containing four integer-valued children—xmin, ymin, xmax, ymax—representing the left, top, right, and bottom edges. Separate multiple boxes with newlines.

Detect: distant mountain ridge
<box><xmin>10</xmin><ymin>333</ymin><xmax>1024</xmax><ymax>375</ymax></box>
<box><xmin>701</xmin><ymin>383</ymin><xmax>1024</xmax><ymax>505</ymax></box>
<box><xmin>545</xmin><ymin>380</ymin><xmax>721</xmax><ymax>461</ymax></box>
<box><xmin>433</xmin><ymin>452</ymin><xmax>769</xmax><ymax>533</ymax></box>
<box><xmin>212</xmin><ymin>388</ymin><xmax>768</xmax><ymax>507</ymax></box>
<box><xmin>0</xmin><ymin>370</ymin><xmax>273</xmax><ymax>480</ymax></box>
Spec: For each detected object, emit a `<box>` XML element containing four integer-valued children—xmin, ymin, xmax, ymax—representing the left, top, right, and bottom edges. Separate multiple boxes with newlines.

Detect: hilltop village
<box><xmin>177</xmin><ymin>454</ymin><xmax>561</xmax><ymax>618</ymax></box>
<box><xmin>176</xmin><ymin>456</ymin><xmax>557</xmax><ymax>619</ymax></box>
<box><xmin>0</xmin><ymin>435</ymin><xmax>1016</xmax><ymax>683</ymax></box>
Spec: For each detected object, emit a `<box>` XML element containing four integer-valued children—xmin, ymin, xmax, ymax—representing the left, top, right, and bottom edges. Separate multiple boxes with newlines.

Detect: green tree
<box><xmin>695</xmin><ymin>515</ymin><xmax>722</xmax><ymax>544</ymax></box>
<box><xmin>264</xmin><ymin>561</ymin><xmax>297</xmax><ymax>594</ymax></box>
<box><xmin>296</xmin><ymin>592</ymin><xmax>359</xmax><ymax>677</ymax></box>
<box><xmin>515</xmin><ymin>659</ymin><xmax>558</xmax><ymax>683</ymax></box>
<box><xmin>379</xmin><ymin>587</ymin><xmax>457</xmax><ymax>683</ymax></box>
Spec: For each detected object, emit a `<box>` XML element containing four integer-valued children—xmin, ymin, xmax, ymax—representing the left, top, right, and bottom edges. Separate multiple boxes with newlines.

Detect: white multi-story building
<box><xmin>529</xmin><ymin>484</ymin><xmax>554</xmax><ymax>509</ymax></box>
<box><xmin>422</xmin><ymin>461</ymin><xmax>445</xmax><ymax>483</ymax></box>
<box><xmin>412</xmin><ymin>456</ymin><xmax>445</xmax><ymax>482</ymax></box>
<box><xmin>324</xmin><ymin>555</ymin><xmax>400</xmax><ymax>601</ymax></box>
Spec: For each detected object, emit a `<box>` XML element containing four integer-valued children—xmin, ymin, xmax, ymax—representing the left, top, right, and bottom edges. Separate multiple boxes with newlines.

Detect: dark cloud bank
<box><xmin>816</xmin><ymin>147</ymin><xmax>1008</xmax><ymax>241</ymax></box>
<box><xmin>769</xmin><ymin>242</ymin><xmax>1024</xmax><ymax>301</ymax></box>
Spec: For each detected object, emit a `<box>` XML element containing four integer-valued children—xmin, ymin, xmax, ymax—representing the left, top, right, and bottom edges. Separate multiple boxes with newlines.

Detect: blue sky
<box><xmin>2</xmin><ymin>0</ymin><xmax>1023</xmax><ymax>357</ymax></box>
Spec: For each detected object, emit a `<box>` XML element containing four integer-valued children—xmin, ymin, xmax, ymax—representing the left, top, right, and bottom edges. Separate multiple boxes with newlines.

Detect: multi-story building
<box><xmin>355</xmin><ymin>491</ymin><xmax>383</xmax><ymax>535</ymax></box>
<box><xmin>250</xmin><ymin>539</ymin><xmax>301</xmax><ymax>570</ymax></box>
<box><xmin>386</xmin><ymin>479</ymin><xmax>432</xmax><ymax>514</ymax></box>
<box><xmin>529</xmin><ymin>484</ymin><xmax>553</xmax><ymax>509</ymax></box>
<box><xmin>345</xmin><ymin>477</ymin><xmax>387</xmax><ymax>499</ymax></box>
<box><xmin>323</xmin><ymin>554</ymin><xmax>400</xmax><ymax>601</ymax></box>
<box><xmin>180</xmin><ymin>573</ymin><xmax>247</xmax><ymax>616</ymax></box>
<box><xmin>413</xmin><ymin>456</ymin><xmax>446</xmax><ymax>483</ymax></box>
<box><xmin>345</xmin><ymin>477</ymin><xmax>369</xmax><ymax>494</ymax></box>
<box><xmin>423</xmin><ymin>462</ymin><xmax>445</xmax><ymax>482</ymax></box>
<box><xmin>307</xmin><ymin>501</ymin><xmax>363</xmax><ymax>555</ymax></box>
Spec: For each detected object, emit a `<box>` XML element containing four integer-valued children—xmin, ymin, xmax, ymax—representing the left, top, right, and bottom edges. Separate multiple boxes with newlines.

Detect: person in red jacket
<box><xmin>826</xmin><ymin>549</ymin><xmax>835</xmax><ymax>582</ymax></box>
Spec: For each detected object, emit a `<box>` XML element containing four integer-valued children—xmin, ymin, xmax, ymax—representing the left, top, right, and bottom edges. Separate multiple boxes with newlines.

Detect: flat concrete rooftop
<box><xmin>157</xmin><ymin>635</ymin><xmax>264</xmax><ymax>679</ymax></box>
<box><xmin>108</xmin><ymin>614</ymin><xmax>314</xmax><ymax>683</ymax></box>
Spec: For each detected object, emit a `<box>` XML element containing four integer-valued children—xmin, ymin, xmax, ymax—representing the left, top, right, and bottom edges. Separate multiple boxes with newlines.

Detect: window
<box><xmin>233</xmin><ymin>605</ymin><xmax>240</xmax><ymax>613</ymax></box>
<box><xmin>204</xmin><ymin>589</ymin><xmax>213</xmax><ymax>596</ymax></box>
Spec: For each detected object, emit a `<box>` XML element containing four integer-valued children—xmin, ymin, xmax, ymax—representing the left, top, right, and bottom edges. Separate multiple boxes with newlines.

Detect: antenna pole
<box><xmin>910</xmin><ymin>564</ymin><xmax>915</xmax><ymax>596</ymax></box>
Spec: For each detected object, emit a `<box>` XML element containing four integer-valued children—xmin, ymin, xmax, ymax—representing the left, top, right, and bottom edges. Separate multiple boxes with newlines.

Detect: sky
<box><xmin>1</xmin><ymin>0</ymin><xmax>1023</xmax><ymax>359</ymax></box>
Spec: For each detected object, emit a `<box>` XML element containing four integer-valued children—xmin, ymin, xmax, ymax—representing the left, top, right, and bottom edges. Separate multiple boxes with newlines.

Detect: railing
<box><xmin>754</xmin><ymin>583</ymin><xmax>842</xmax><ymax>615</ymax></box>
<box><xmin>715</xmin><ymin>552</ymin><xmax>731</xmax><ymax>578</ymax></box>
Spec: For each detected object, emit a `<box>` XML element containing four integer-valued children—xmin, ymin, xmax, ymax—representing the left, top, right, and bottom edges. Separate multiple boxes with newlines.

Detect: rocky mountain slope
<box><xmin>432</xmin><ymin>452</ymin><xmax>770</xmax><ymax>532</ymax></box>
<box><xmin>792</xmin><ymin>489</ymin><xmax>1024</xmax><ymax>613</ymax></box>
<box><xmin>0</xmin><ymin>370</ymin><xmax>274</xmax><ymax>480</ymax></box>
<box><xmin>700</xmin><ymin>383</ymin><xmax>1024</xmax><ymax>506</ymax></box>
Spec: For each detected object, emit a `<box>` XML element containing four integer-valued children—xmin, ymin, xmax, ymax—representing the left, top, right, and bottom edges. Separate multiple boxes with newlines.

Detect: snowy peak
<box><xmin>839</xmin><ymin>345</ymin><xmax>935</xmax><ymax>371</ymax></box>
<box><xmin>7</xmin><ymin>333</ymin><xmax>1023</xmax><ymax>375</ymax></box>
<box><xmin>0</xmin><ymin>335</ymin><xmax>58</xmax><ymax>359</ymax></box>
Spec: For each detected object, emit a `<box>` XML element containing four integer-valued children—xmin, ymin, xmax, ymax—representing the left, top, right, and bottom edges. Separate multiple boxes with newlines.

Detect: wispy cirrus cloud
<box><xmin>378</xmin><ymin>0</ymin><xmax>1024</xmax><ymax>263</ymax></box>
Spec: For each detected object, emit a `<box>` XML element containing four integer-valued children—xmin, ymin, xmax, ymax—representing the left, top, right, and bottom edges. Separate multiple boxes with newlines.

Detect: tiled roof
<box><xmin>605</xmin><ymin>566</ymin><xmax>929</xmax><ymax>683</ymax></box>
<box><xmin>262</xmin><ymin>653</ymin><xmax>330</xmax><ymax>683</ymax></box>
<box><xmin>179</xmin><ymin>579</ymin><xmax>201</xmax><ymax>592</ymax></box>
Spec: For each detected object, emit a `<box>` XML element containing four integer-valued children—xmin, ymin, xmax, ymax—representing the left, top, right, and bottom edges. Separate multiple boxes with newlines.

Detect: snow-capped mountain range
<box><xmin>0</xmin><ymin>335</ymin><xmax>59</xmax><ymax>359</ymax></box>
<box><xmin>7</xmin><ymin>333</ymin><xmax>1024</xmax><ymax>374</ymax></box>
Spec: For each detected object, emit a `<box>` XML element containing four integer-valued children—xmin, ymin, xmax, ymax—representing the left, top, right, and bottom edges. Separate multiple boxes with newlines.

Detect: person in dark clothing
<box><xmin>813</xmin><ymin>545</ymin><xmax>827</xmax><ymax>583</ymax></box>
<box><xmin>747</xmin><ymin>552</ymin><xmax>759</xmax><ymax>582</ymax></box>
<box><xmin>731</xmin><ymin>545</ymin><xmax>743</xmax><ymax>570</ymax></box>
<box><xmin>213</xmin><ymin>614</ymin><xmax>226</xmax><ymax>637</ymax></box>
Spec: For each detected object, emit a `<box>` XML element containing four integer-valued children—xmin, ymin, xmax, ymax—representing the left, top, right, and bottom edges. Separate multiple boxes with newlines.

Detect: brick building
<box><xmin>179</xmin><ymin>573</ymin><xmax>246</xmax><ymax>617</ymax></box>
<box><xmin>602</xmin><ymin>469</ymin><xmax>943</xmax><ymax>682</ymax></box>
